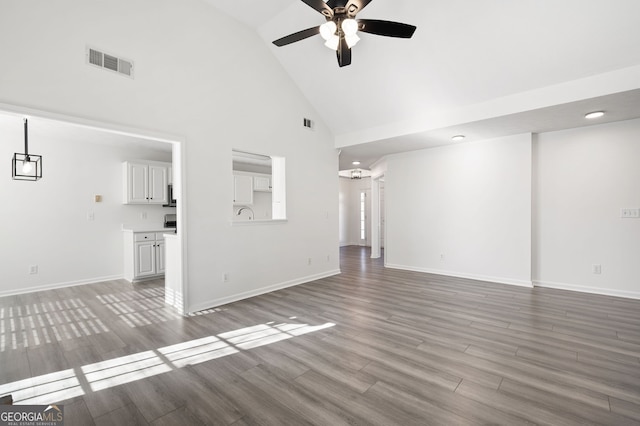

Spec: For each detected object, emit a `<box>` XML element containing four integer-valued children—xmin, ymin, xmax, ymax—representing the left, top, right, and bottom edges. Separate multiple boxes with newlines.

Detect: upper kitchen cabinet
<box><xmin>233</xmin><ymin>174</ymin><xmax>253</xmax><ymax>205</ymax></box>
<box><xmin>253</xmin><ymin>175</ymin><xmax>271</xmax><ymax>192</ymax></box>
<box><xmin>123</xmin><ymin>161</ymin><xmax>170</xmax><ymax>204</ymax></box>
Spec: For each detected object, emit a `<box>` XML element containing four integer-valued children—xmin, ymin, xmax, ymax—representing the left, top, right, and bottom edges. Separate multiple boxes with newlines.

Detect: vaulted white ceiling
<box><xmin>205</xmin><ymin>0</ymin><xmax>640</xmax><ymax>170</ymax></box>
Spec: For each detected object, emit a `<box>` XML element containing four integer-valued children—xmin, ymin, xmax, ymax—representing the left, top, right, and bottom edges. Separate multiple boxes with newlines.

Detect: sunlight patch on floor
<box><xmin>0</xmin><ymin>320</ymin><xmax>335</xmax><ymax>404</ymax></box>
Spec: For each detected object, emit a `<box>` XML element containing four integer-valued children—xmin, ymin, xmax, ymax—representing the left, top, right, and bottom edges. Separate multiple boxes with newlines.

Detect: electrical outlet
<box><xmin>326</xmin><ymin>255</ymin><xmax>330</xmax><ymax>262</ymax></box>
<box><xmin>307</xmin><ymin>257</ymin><xmax>312</xmax><ymax>266</ymax></box>
<box><xmin>29</xmin><ymin>265</ymin><xmax>38</xmax><ymax>275</ymax></box>
<box><xmin>592</xmin><ymin>264</ymin><xmax>602</xmax><ymax>275</ymax></box>
<box><xmin>223</xmin><ymin>273</ymin><xmax>229</xmax><ymax>283</ymax></box>
<box><xmin>440</xmin><ymin>254</ymin><xmax>445</xmax><ymax>261</ymax></box>
<box><xmin>141</xmin><ymin>212</ymin><xmax>148</xmax><ymax>220</ymax></box>
<box><xmin>87</xmin><ymin>212</ymin><xmax>95</xmax><ymax>221</ymax></box>
<box><xmin>621</xmin><ymin>208</ymin><xmax>640</xmax><ymax>218</ymax></box>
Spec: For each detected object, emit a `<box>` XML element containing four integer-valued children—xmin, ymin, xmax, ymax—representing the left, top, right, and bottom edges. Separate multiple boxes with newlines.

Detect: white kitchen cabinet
<box><xmin>148</xmin><ymin>165</ymin><xmax>168</xmax><ymax>204</ymax></box>
<box><xmin>233</xmin><ymin>174</ymin><xmax>253</xmax><ymax>205</ymax></box>
<box><xmin>134</xmin><ymin>239</ymin><xmax>156</xmax><ymax>278</ymax></box>
<box><xmin>124</xmin><ymin>231</ymin><xmax>167</xmax><ymax>282</ymax></box>
<box><xmin>123</xmin><ymin>161</ymin><xmax>169</xmax><ymax>204</ymax></box>
<box><xmin>254</xmin><ymin>175</ymin><xmax>271</xmax><ymax>192</ymax></box>
<box><xmin>156</xmin><ymin>239</ymin><xmax>165</xmax><ymax>274</ymax></box>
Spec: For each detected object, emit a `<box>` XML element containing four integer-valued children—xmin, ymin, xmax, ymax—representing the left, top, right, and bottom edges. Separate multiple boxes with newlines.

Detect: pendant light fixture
<box><xmin>12</xmin><ymin>118</ymin><xmax>42</xmax><ymax>181</ymax></box>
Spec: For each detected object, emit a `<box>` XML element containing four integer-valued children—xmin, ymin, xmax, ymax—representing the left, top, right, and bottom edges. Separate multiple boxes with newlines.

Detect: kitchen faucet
<box><xmin>236</xmin><ymin>206</ymin><xmax>254</xmax><ymax>220</ymax></box>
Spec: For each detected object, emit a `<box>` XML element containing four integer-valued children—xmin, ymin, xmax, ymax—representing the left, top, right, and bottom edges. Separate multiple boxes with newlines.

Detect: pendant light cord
<box><xmin>24</xmin><ymin>118</ymin><xmax>30</xmax><ymax>161</ymax></box>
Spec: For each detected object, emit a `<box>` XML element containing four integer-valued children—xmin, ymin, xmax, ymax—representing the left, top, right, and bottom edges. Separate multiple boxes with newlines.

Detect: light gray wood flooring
<box><xmin>1</xmin><ymin>246</ymin><xmax>639</xmax><ymax>425</ymax></box>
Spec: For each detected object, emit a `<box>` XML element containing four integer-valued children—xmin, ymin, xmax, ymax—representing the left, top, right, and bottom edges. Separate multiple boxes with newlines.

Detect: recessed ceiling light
<box><xmin>585</xmin><ymin>111</ymin><xmax>605</xmax><ymax>119</ymax></box>
<box><xmin>352</xmin><ymin>161</ymin><xmax>361</xmax><ymax>165</ymax></box>
<box><xmin>451</xmin><ymin>135</ymin><xmax>465</xmax><ymax>141</ymax></box>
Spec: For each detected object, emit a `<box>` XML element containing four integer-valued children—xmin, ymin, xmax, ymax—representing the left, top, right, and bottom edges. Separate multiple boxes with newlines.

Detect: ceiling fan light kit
<box><xmin>273</xmin><ymin>0</ymin><xmax>417</xmax><ymax>67</ymax></box>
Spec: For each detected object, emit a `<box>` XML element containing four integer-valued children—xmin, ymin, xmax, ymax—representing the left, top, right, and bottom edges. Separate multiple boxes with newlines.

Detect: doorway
<box><xmin>0</xmin><ymin>101</ymin><xmax>187</xmax><ymax>313</ymax></box>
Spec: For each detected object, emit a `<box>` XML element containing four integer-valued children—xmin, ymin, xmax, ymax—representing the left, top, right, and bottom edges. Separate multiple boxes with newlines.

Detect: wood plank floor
<box><xmin>1</xmin><ymin>245</ymin><xmax>640</xmax><ymax>425</ymax></box>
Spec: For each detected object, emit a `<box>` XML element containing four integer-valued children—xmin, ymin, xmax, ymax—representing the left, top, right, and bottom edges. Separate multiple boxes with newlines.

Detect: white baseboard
<box><xmin>385</xmin><ymin>264</ymin><xmax>533</xmax><ymax>288</ymax></box>
<box><xmin>0</xmin><ymin>274</ymin><xmax>125</xmax><ymax>298</ymax></box>
<box><xmin>187</xmin><ymin>269</ymin><xmax>342</xmax><ymax>313</ymax></box>
<box><xmin>339</xmin><ymin>242</ymin><xmax>360</xmax><ymax>247</ymax></box>
<box><xmin>534</xmin><ymin>280</ymin><xmax>640</xmax><ymax>300</ymax></box>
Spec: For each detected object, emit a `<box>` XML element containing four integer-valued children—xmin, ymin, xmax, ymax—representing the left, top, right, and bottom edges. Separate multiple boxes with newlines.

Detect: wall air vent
<box><xmin>303</xmin><ymin>118</ymin><xmax>314</xmax><ymax>130</ymax></box>
<box><xmin>86</xmin><ymin>47</ymin><xmax>134</xmax><ymax>78</ymax></box>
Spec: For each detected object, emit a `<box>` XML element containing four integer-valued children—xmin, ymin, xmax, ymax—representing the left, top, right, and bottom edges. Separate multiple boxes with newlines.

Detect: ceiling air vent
<box><xmin>303</xmin><ymin>118</ymin><xmax>314</xmax><ymax>130</ymax></box>
<box><xmin>86</xmin><ymin>47</ymin><xmax>134</xmax><ymax>78</ymax></box>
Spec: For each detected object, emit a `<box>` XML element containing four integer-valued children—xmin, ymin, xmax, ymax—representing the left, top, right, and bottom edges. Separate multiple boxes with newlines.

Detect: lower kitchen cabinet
<box><xmin>124</xmin><ymin>230</ymin><xmax>167</xmax><ymax>282</ymax></box>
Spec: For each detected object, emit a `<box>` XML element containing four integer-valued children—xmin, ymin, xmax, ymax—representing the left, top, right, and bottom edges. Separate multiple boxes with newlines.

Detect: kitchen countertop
<box><xmin>122</xmin><ymin>226</ymin><xmax>176</xmax><ymax>233</ymax></box>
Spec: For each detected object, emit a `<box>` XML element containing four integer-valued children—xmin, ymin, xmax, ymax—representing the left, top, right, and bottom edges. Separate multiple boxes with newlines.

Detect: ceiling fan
<box><xmin>273</xmin><ymin>0</ymin><xmax>417</xmax><ymax>67</ymax></box>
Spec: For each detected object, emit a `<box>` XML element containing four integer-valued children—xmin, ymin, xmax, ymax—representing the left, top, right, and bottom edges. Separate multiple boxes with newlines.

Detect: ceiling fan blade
<box><xmin>273</xmin><ymin>26</ymin><xmax>320</xmax><ymax>47</ymax></box>
<box><xmin>336</xmin><ymin>36</ymin><xmax>352</xmax><ymax>67</ymax></box>
<box><xmin>345</xmin><ymin>0</ymin><xmax>374</xmax><ymax>14</ymax></box>
<box><xmin>358</xmin><ymin>19</ymin><xmax>416</xmax><ymax>38</ymax></box>
<box><xmin>300</xmin><ymin>0</ymin><xmax>333</xmax><ymax>17</ymax></box>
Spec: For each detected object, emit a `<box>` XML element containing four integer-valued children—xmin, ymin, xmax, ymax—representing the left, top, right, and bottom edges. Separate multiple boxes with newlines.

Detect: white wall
<box><xmin>385</xmin><ymin>134</ymin><xmax>533</xmax><ymax>287</ymax></box>
<box><xmin>534</xmin><ymin>118</ymin><xmax>640</xmax><ymax>298</ymax></box>
<box><xmin>0</xmin><ymin>114</ymin><xmax>174</xmax><ymax>295</ymax></box>
<box><xmin>0</xmin><ymin>0</ymin><xmax>339</xmax><ymax>311</ymax></box>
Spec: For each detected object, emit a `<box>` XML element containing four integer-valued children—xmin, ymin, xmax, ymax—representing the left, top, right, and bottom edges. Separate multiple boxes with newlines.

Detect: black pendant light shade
<box><xmin>12</xmin><ymin>118</ymin><xmax>42</xmax><ymax>181</ymax></box>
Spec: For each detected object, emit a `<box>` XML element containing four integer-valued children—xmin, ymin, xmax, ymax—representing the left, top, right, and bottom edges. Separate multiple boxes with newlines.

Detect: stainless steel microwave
<box><xmin>163</xmin><ymin>184</ymin><xmax>176</xmax><ymax>207</ymax></box>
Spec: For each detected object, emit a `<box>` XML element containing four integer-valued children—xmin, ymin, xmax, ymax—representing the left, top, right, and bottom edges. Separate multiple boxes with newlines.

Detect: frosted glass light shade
<box><xmin>345</xmin><ymin>33</ymin><xmax>360</xmax><ymax>48</ymax></box>
<box><xmin>325</xmin><ymin>35</ymin><xmax>339</xmax><ymax>50</ymax></box>
<box><xmin>342</xmin><ymin>19</ymin><xmax>358</xmax><ymax>36</ymax></box>
<box><xmin>22</xmin><ymin>159</ymin><xmax>34</xmax><ymax>174</ymax></box>
<box><xmin>320</xmin><ymin>21</ymin><xmax>337</xmax><ymax>41</ymax></box>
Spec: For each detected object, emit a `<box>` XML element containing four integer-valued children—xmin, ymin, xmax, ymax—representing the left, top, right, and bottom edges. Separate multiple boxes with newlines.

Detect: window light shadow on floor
<box><xmin>96</xmin><ymin>287</ymin><xmax>183</xmax><ymax>327</ymax></box>
<box><xmin>0</xmin><ymin>319</ymin><xmax>335</xmax><ymax>405</ymax></box>
<box><xmin>0</xmin><ymin>287</ymin><xmax>222</xmax><ymax>353</ymax></box>
<box><xmin>0</xmin><ymin>299</ymin><xmax>109</xmax><ymax>352</ymax></box>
